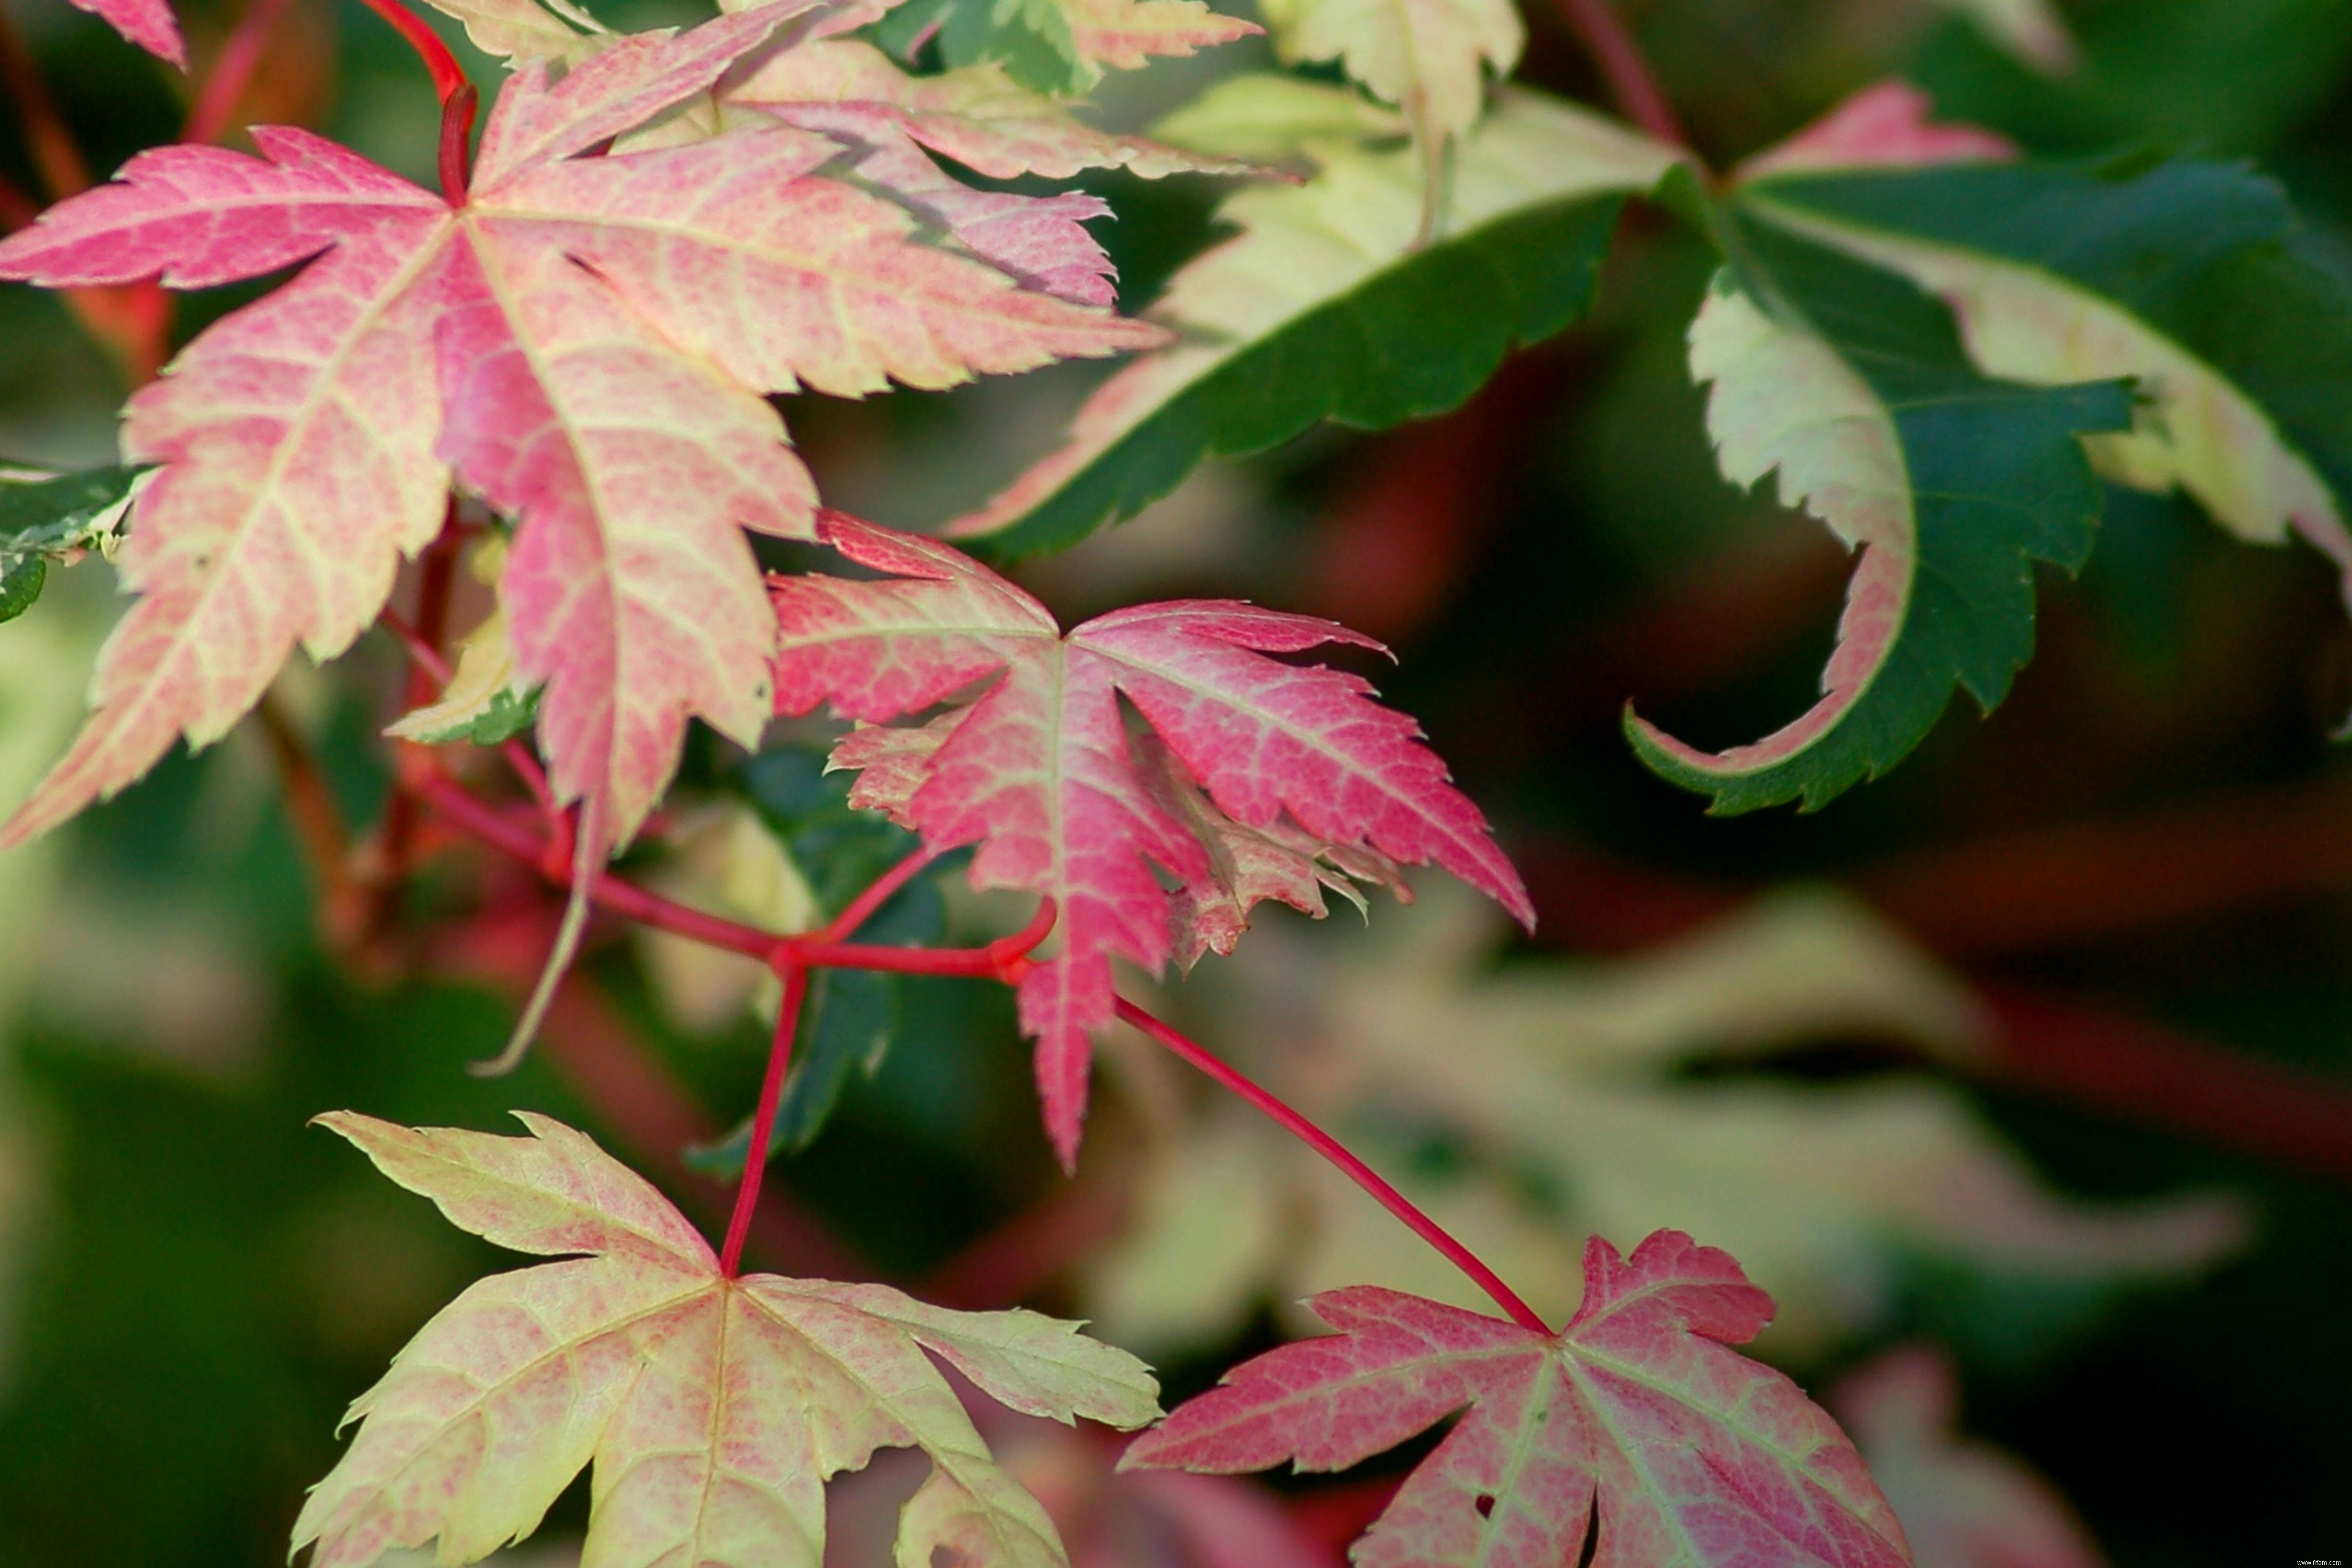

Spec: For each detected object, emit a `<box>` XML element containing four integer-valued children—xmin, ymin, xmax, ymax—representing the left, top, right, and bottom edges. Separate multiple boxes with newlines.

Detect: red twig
<box><xmin>417</xmin><ymin>770</ymin><xmax>779</xmax><ymax>956</ymax></box>
<box><xmin>181</xmin><ymin>0</ymin><xmax>300</xmax><ymax>144</ymax></box>
<box><xmin>417</xmin><ymin>762</ymin><xmax>1546</xmax><ymax>1323</ymax></box>
<box><xmin>1551</xmin><ymin>0</ymin><xmax>1687</xmax><ymax>146</ymax></box>
<box><xmin>351</xmin><ymin>0</ymin><xmax>467</xmax><ymax>104</ymax></box>
<box><xmin>437</xmin><ymin>83</ymin><xmax>477</xmax><ymax>205</ymax></box>
<box><xmin>253</xmin><ymin>690</ymin><xmax>366</xmax><ymax>948</ymax></box>
<box><xmin>0</xmin><ymin>169</ymin><xmax>39</xmax><ymax>231</ymax></box>
<box><xmin>721</xmin><ymin>963</ymin><xmax>809</xmax><ymax>1276</ymax></box>
<box><xmin>818</xmin><ymin>843</ymin><xmax>947</xmax><ymax>941</ymax></box>
<box><xmin>1112</xmin><ymin>998</ymin><xmax>1552</xmax><ymax>1334</ymax></box>
<box><xmin>1984</xmin><ymin>986</ymin><xmax>2352</xmax><ymax>1183</ymax></box>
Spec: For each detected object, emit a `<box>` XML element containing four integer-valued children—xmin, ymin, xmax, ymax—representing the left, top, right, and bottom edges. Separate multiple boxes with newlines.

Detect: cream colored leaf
<box><xmin>297</xmin><ymin>1113</ymin><xmax>1159</xmax><ymax>1568</ymax></box>
<box><xmin>1088</xmin><ymin>890</ymin><xmax>2244</xmax><ymax>1359</ymax></box>
<box><xmin>953</xmin><ymin>89</ymin><xmax>1683</xmax><ymax>547</ymax></box>
<box><xmin>414</xmin><ymin>0</ymin><xmax>609</xmax><ymax>65</ymax></box>
<box><xmin>1925</xmin><ymin>0</ymin><xmax>2076</xmax><ymax>73</ymax></box>
<box><xmin>1149</xmin><ymin>73</ymin><xmax>1408</xmax><ymax>163</ymax></box>
<box><xmin>1258</xmin><ymin>0</ymin><xmax>1521</xmax><ymax>149</ymax></box>
<box><xmin>1742</xmin><ymin>178</ymin><xmax>2352</xmax><ymax>586</ymax></box>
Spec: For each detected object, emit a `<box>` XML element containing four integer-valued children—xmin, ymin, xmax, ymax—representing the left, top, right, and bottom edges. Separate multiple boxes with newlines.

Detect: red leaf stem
<box><xmin>181</xmin><ymin>0</ymin><xmax>301</xmax><ymax>145</ymax></box>
<box><xmin>417</xmin><ymin>765</ymin><xmax>1548</xmax><ymax>1328</ymax></box>
<box><xmin>416</xmin><ymin>769</ymin><xmax>779</xmax><ymax>956</ymax></box>
<box><xmin>720</xmin><ymin>962</ymin><xmax>809</xmax><ymax>1277</ymax></box>
<box><xmin>437</xmin><ymin>82</ymin><xmax>478</xmax><ymax>205</ymax></box>
<box><xmin>817</xmin><ymin>842</ymin><xmax>948</xmax><ymax>942</ymax></box>
<box><xmin>1110</xmin><ymin>996</ymin><xmax>1552</xmax><ymax>1334</ymax></box>
<box><xmin>1550</xmin><ymin>0</ymin><xmax>1687</xmax><ymax>147</ymax></box>
<box><xmin>0</xmin><ymin>170</ymin><xmax>37</xmax><ymax>232</ymax></box>
<box><xmin>350</xmin><ymin>0</ymin><xmax>468</xmax><ymax>108</ymax></box>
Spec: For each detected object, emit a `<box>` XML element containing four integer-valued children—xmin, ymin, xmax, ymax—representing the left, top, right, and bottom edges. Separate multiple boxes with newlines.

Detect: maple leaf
<box><xmin>296</xmin><ymin>1110</ymin><xmax>1161</xmax><ymax>1568</ymax></box>
<box><xmin>412</xmin><ymin>0</ymin><xmax>612</xmax><ymax>64</ymax></box>
<box><xmin>769</xmin><ymin>512</ymin><xmax>1532</xmax><ymax>1166</ymax></box>
<box><xmin>725</xmin><ymin>38</ymin><xmax>1249</xmax><ymax>307</ymax></box>
<box><xmin>1832</xmin><ymin>1347</ymin><xmax>2106</xmax><ymax>1568</ymax></box>
<box><xmin>1083</xmin><ymin>890</ymin><xmax>2243</xmax><ymax>1361</ymax></box>
<box><xmin>1257</xmin><ymin>0</ymin><xmax>1522</xmax><ymax>157</ymax></box>
<box><xmin>0</xmin><ymin>1</ymin><xmax>1158</xmax><ymax>858</ymax></box>
<box><xmin>1922</xmin><ymin>0</ymin><xmax>2076</xmax><ymax>74</ymax></box>
<box><xmin>1737</xmin><ymin>133</ymin><xmax>2352</xmax><ymax>604</ymax></box>
<box><xmin>68</xmin><ymin>0</ymin><xmax>184</xmax><ymax>65</ymax></box>
<box><xmin>952</xmin><ymin>86</ymin><xmax>1685</xmax><ymax>557</ymax></box>
<box><xmin>1634</xmin><ymin>87</ymin><xmax>2352</xmax><ymax>808</ymax></box>
<box><xmin>1624</xmin><ymin>209</ymin><xmax>2130</xmax><ymax>812</ymax></box>
<box><xmin>1124</xmin><ymin>1229</ymin><xmax>1915</xmax><ymax>1568</ymax></box>
<box><xmin>872</xmin><ymin>0</ymin><xmax>1253</xmax><ymax>96</ymax></box>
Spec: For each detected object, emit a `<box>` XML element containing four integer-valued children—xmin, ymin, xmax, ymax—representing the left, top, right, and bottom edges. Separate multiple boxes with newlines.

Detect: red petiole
<box><xmin>719</xmin><ymin>963</ymin><xmax>809</xmax><ymax>1277</ymax></box>
<box><xmin>410</xmin><ymin>761</ymin><xmax>1551</xmax><ymax>1330</ymax></box>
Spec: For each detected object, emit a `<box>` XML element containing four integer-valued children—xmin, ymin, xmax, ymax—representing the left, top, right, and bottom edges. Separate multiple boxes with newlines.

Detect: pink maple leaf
<box><xmin>1125</xmin><ymin>1229</ymin><xmax>1915</xmax><ymax>1568</ymax></box>
<box><xmin>729</xmin><ymin>38</ymin><xmax>1251</xmax><ymax>306</ymax></box>
<box><xmin>769</xmin><ymin>512</ymin><xmax>1532</xmax><ymax>1166</ymax></box>
<box><xmin>0</xmin><ymin>0</ymin><xmax>1160</xmax><ymax>857</ymax></box>
<box><xmin>1735</xmin><ymin>82</ymin><xmax>2015</xmax><ymax>183</ymax></box>
<box><xmin>70</xmin><ymin>0</ymin><xmax>185</xmax><ymax>66</ymax></box>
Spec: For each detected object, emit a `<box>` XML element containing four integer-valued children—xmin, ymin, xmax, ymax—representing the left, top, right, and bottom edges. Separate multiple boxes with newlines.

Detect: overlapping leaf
<box><xmin>1636</xmin><ymin>83</ymin><xmax>2352</xmax><ymax>809</ymax></box>
<box><xmin>726</xmin><ymin>37</ymin><xmax>1249</xmax><ymax>308</ymax></box>
<box><xmin>0</xmin><ymin>1</ymin><xmax>1159</xmax><ymax>858</ymax></box>
<box><xmin>872</xmin><ymin>0</ymin><xmax>1253</xmax><ymax>96</ymax></box>
<box><xmin>769</xmin><ymin>512</ymin><xmax>1531</xmax><ymax>1165</ymax></box>
<box><xmin>1833</xmin><ymin>1347</ymin><xmax>2106</xmax><ymax>1568</ymax></box>
<box><xmin>296</xmin><ymin>1111</ymin><xmax>1161</xmax><ymax>1568</ymax></box>
<box><xmin>1125</xmin><ymin>1229</ymin><xmax>1914</xmax><ymax>1568</ymax></box>
<box><xmin>1742</xmin><ymin>145</ymin><xmax>2352</xmax><ymax>594</ymax></box>
<box><xmin>68</xmin><ymin>0</ymin><xmax>183</xmax><ymax>65</ymax></box>
<box><xmin>953</xmin><ymin>86</ymin><xmax>1684</xmax><ymax>557</ymax></box>
<box><xmin>413</xmin><ymin>0</ymin><xmax>612</xmax><ymax>65</ymax></box>
<box><xmin>1625</xmin><ymin>193</ymin><xmax>2130</xmax><ymax>812</ymax></box>
<box><xmin>1084</xmin><ymin>891</ymin><xmax>2242</xmax><ymax>1359</ymax></box>
<box><xmin>1256</xmin><ymin>0</ymin><xmax>1521</xmax><ymax>156</ymax></box>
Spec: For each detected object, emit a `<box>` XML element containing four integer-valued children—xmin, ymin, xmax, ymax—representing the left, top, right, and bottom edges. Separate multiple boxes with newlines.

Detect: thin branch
<box><xmin>1551</xmin><ymin>0</ymin><xmax>1687</xmax><ymax>146</ymax></box>
<box><xmin>252</xmin><ymin>689</ymin><xmax>366</xmax><ymax>948</ymax></box>
<box><xmin>0</xmin><ymin>167</ymin><xmax>38</xmax><ymax>230</ymax></box>
<box><xmin>818</xmin><ymin>842</ymin><xmax>947</xmax><ymax>942</ymax></box>
<box><xmin>720</xmin><ymin>963</ymin><xmax>809</xmax><ymax>1276</ymax></box>
<box><xmin>417</xmin><ymin>770</ymin><xmax>781</xmax><ymax>957</ymax></box>
<box><xmin>181</xmin><ymin>0</ymin><xmax>300</xmax><ymax>145</ymax></box>
<box><xmin>418</xmin><ymin>760</ymin><xmax>1552</xmax><ymax>1327</ymax></box>
<box><xmin>350</xmin><ymin>0</ymin><xmax>467</xmax><ymax>105</ymax></box>
<box><xmin>1112</xmin><ymin>997</ymin><xmax>1553</xmax><ymax>1334</ymax></box>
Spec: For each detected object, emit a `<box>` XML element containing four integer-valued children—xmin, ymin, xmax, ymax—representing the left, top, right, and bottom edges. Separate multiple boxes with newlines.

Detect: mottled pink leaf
<box><xmin>71</xmin><ymin>0</ymin><xmax>185</xmax><ymax>64</ymax></box>
<box><xmin>770</xmin><ymin>512</ymin><xmax>1531</xmax><ymax>1165</ymax></box>
<box><xmin>729</xmin><ymin>38</ymin><xmax>1249</xmax><ymax>304</ymax></box>
<box><xmin>1735</xmin><ymin>82</ymin><xmax>2014</xmax><ymax>183</ymax></box>
<box><xmin>0</xmin><ymin>0</ymin><xmax>1164</xmax><ymax>855</ymax></box>
<box><xmin>1125</xmin><ymin>1230</ymin><xmax>1913</xmax><ymax>1568</ymax></box>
